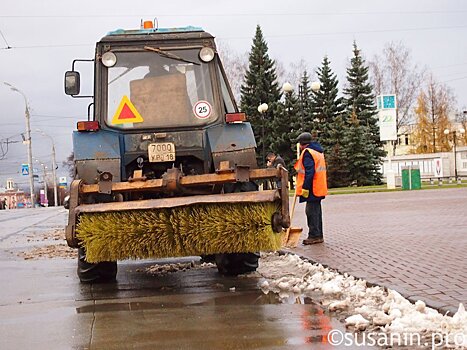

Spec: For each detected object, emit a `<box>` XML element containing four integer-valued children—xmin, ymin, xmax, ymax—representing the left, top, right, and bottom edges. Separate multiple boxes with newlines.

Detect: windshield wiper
<box><xmin>108</xmin><ymin>67</ymin><xmax>133</xmax><ymax>84</ymax></box>
<box><xmin>144</xmin><ymin>46</ymin><xmax>200</xmax><ymax>65</ymax></box>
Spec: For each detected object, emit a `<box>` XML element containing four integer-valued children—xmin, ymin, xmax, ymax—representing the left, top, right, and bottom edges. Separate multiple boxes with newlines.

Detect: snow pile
<box><xmin>258</xmin><ymin>253</ymin><xmax>467</xmax><ymax>347</ymax></box>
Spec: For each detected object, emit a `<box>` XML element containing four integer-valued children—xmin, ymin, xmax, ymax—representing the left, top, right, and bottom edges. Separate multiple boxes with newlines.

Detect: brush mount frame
<box><xmin>65</xmin><ymin>167</ymin><xmax>290</xmax><ymax>248</ymax></box>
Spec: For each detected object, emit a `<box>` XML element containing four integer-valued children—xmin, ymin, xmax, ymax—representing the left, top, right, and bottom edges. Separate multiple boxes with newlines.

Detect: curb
<box><xmin>279</xmin><ymin>249</ymin><xmax>459</xmax><ymax>316</ymax></box>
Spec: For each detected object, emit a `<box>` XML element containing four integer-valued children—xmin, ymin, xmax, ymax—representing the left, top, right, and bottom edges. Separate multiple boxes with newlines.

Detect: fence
<box><xmin>382</xmin><ymin>146</ymin><xmax>467</xmax><ymax>183</ymax></box>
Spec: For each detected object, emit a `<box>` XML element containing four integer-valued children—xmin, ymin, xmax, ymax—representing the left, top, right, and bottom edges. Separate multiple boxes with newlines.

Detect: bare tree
<box><xmin>62</xmin><ymin>152</ymin><xmax>75</xmax><ymax>179</ymax></box>
<box><xmin>275</xmin><ymin>58</ymin><xmax>318</xmax><ymax>91</ymax></box>
<box><xmin>217</xmin><ymin>41</ymin><xmax>314</xmax><ymax>104</ymax></box>
<box><xmin>285</xmin><ymin>59</ymin><xmax>309</xmax><ymax>88</ymax></box>
<box><xmin>216</xmin><ymin>42</ymin><xmax>249</xmax><ymax>104</ymax></box>
<box><xmin>369</xmin><ymin>42</ymin><xmax>426</xmax><ymax>155</ymax></box>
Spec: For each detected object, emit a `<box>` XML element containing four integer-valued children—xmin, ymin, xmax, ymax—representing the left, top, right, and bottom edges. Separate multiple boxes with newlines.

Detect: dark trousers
<box><xmin>305</xmin><ymin>201</ymin><xmax>323</xmax><ymax>239</ymax></box>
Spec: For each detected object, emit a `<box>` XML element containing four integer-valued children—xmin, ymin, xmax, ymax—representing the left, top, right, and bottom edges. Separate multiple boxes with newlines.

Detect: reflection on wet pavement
<box><xmin>70</xmin><ymin>260</ymin><xmax>374</xmax><ymax>350</ymax></box>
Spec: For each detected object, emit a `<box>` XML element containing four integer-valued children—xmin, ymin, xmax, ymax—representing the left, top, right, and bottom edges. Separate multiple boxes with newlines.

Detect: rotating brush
<box><xmin>76</xmin><ymin>202</ymin><xmax>283</xmax><ymax>263</ymax></box>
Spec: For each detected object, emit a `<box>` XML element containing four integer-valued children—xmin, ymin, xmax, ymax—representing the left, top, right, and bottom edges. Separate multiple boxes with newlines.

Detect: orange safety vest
<box><xmin>294</xmin><ymin>148</ymin><xmax>328</xmax><ymax>197</ymax></box>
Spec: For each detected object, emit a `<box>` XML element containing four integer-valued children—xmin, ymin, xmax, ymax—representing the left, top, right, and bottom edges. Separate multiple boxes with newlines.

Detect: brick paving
<box><xmin>289</xmin><ymin>187</ymin><xmax>467</xmax><ymax>315</ymax></box>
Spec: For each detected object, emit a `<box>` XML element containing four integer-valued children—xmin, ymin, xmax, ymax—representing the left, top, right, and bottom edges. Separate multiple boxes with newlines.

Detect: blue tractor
<box><xmin>64</xmin><ymin>22</ymin><xmax>290</xmax><ymax>283</ymax></box>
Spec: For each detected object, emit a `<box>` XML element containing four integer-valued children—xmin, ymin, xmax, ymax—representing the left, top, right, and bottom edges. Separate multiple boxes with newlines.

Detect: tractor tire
<box><xmin>200</xmin><ymin>254</ymin><xmax>216</xmax><ymax>263</ymax></box>
<box><xmin>77</xmin><ymin>247</ymin><xmax>117</xmax><ymax>283</ymax></box>
<box><xmin>216</xmin><ymin>181</ymin><xmax>261</xmax><ymax>276</ymax></box>
<box><xmin>215</xmin><ymin>252</ymin><xmax>260</xmax><ymax>276</ymax></box>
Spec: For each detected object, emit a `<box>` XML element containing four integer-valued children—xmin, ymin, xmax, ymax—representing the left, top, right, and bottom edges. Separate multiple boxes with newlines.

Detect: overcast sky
<box><xmin>1</xmin><ymin>0</ymin><xmax>467</xmax><ymax>189</ymax></box>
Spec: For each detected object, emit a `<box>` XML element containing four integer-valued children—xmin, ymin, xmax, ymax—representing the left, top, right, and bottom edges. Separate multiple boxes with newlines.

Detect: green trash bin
<box><xmin>401</xmin><ymin>166</ymin><xmax>421</xmax><ymax>190</ymax></box>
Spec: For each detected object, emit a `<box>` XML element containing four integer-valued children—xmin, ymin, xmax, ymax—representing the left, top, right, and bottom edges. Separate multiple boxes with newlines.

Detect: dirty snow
<box><xmin>17</xmin><ymin>229</ymin><xmax>75</xmax><ymax>260</ymax></box>
<box><xmin>143</xmin><ymin>262</ymin><xmax>215</xmax><ymax>275</ymax></box>
<box><xmin>257</xmin><ymin>252</ymin><xmax>467</xmax><ymax>349</ymax></box>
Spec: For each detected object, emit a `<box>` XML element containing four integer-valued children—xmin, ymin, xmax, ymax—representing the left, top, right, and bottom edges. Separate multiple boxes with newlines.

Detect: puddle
<box><xmin>77</xmin><ymin>301</ymin><xmax>186</xmax><ymax>313</ymax></box>
<box><xmin>73</xmin><ymin>261</ymin><xmax>369</xmax><ymax>348</ymax></box>
<box><xmin>75</xmin><ymin>288</ymin><xmax>377</xmax><ymax>349</ymax></box>
<box><xmin>77</xmin><ymin>290</ymin><xmax>283</xmax><ymax>313</ymax></box>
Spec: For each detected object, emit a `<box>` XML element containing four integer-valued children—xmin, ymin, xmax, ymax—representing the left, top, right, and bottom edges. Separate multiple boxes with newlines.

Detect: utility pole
<box><xmin>36</xmin><ymin>129</ymin><xmax>58</xmax><ymax>207</ymax></box>
<box><xmin>51</xmin><ymin>142</ymin><xmax>57</xmax><ymax>206</ymax></box>
<box><xmin>4</xmin><ymin>82</ymin><xmax>35</xmax><ymax>206</ymax></box>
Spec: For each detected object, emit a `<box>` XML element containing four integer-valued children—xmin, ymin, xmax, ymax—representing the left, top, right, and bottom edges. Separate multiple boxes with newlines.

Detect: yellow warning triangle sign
<box><xmin>111</xmin><ymin>95</ymin><xmax>144</xmax><ymax>125</ymax></box>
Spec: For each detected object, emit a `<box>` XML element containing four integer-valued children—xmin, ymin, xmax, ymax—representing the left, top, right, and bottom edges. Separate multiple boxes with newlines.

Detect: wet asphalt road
<box><xmin>0</xmin><ymin>207</ymin><xmax>373</xmax><ymax>350</ymax></box>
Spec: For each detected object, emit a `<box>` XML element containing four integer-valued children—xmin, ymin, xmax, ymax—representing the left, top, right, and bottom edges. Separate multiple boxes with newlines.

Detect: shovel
<box><xmin>281</xmin><ymin>192</ymin><xmax>303</xmax><ymax>248</ymax></box>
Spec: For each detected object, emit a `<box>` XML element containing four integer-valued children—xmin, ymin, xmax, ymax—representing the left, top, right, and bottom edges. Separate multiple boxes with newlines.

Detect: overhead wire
<box><xmin>1</xmin><ymin>43</ymin><xmax>92</xmax><ymax>50</ymax></box>
<box><xmin>1</xmin><ymin>10</ymin><xmax>467</xmax><ymax>18</ymax></box>
<box><xmin>32</xmin><ymin>114</ymin><xmax>82</xmax><ymax>119</ymax></box>
<box><xmin>0</xmin><ymin>28</ymin><xmax>11</xmax><ymax>49</ymax></box>
<box><xmin>0</xmin><ymin>24</ymin><xmax>466</xmax><ymax>49</ymax></box>
<box><xmin>218</xmin><ymin>24</ymin><xmax>467</xmax><ymax>40</ymax></box>
<box><xmin>443</xmin><ymin>76</ymin><xmax>467</xmax><ymax>83</ymax></box>
<box><xmin>0</xmin><ymin>139</ymin><xmax>20</xmax><ymax>160</ymax></box>
<box><xmin>432</xmin><ymin>62</ymin><xmax>467</xmax><ymax>70</ymax></box>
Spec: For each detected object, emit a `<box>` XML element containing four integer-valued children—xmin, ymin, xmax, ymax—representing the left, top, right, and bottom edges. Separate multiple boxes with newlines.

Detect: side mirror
<box><xmin>64</xmin><ymin>71</ymin><xmax>80</xmax><ymax>95</ymax></box>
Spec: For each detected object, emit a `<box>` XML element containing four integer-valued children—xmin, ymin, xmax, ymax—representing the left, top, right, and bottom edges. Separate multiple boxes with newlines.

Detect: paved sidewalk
<box><xmin>290</xmin><ymin>187</ymin><xmax>467</xmax><ymax>315</ymax></box>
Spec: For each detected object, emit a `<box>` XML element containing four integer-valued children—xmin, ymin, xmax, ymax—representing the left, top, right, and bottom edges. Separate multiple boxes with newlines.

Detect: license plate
<box><xmin>148</xmin><ymin>142</ymin><xmax>176</xmax><ymax>162</ymax></box>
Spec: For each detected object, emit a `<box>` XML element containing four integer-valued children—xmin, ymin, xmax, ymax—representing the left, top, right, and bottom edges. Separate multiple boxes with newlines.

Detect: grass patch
<box><xmin>288</xmin><ymin>182</ymin><xmax>467</xmax><ymax>196</ymax></box>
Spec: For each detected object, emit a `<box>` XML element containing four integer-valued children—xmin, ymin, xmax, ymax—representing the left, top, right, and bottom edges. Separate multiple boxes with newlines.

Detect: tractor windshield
<box><xmin>106</xmin><ymin>49</ymin><xmax>218</xmax><ymax>129</ymax></box>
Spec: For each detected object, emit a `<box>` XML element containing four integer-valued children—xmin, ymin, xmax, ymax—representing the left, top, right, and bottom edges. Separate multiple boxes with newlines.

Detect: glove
<box><xmin>301</xmin><ymin>189</ymin><xmax>309</xmax><ymax>198</ymax></box>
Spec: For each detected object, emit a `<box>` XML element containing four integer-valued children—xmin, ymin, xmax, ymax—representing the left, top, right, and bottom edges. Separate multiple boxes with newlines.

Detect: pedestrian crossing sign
<box><xmin>21</xmin><ymin>164</ymin><xmax>29</xmax><ymax>176</ymax></box>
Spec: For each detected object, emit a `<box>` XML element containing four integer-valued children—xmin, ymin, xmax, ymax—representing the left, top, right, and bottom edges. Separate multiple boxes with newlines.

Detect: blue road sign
<box><xmin>21</xmin><ymin>164</ymin><xmax>29</xmax><ymax>176</ymax></box>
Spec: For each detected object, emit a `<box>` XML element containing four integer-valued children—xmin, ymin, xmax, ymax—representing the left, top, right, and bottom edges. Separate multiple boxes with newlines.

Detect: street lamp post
<box><xmin>282</xmin><ymin>83</ymin><xmax>297</xmax><ymax>158</ymax></box>
<box><xmin>298</xmin><ymin>84</ymin><xmax>304</xmax><ymax>124</ymax></box>
<box><xmin>257</xmin><ymin>103</ymin><xmax>269</xmax><ymax>167</ymax></box>
<box><xmin>297</xmin><ymin>81</ymin><xmax>321</xmax><ymax>125</ymax></box>
<box><xmin>36</xmin><ymin>129</ymin><xmax>58</xmax><ymax>207</ymax></box>
<box><xmin>444</xmin><ymin>127</ymin><xmax>466</xmax><ymax>183</ymax></box>
<box><xmin>4</xmin><ymin>82</ymin><xmax>35</xmax><ymax>207</ymax></box>
<box><xmin>282</xmin><ymin>82</ymin><xmax>294</xmax><ymax>94</ymax></box>
<box><xmin>282</xmin><ymin>83</ymin><xmax>294</xmax><ymax>116</ymax></box>
<box><xmin>310</xmin><ymin>81</ymin><xmax>321</xmax><ymax>93</ymax></box>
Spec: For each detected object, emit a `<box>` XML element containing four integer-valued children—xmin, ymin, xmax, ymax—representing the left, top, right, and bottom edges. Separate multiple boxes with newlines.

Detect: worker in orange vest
<box><xmin>294</xmin><ymin>132</ymin><xmax>328</xmax><ymax>245</ymax></box>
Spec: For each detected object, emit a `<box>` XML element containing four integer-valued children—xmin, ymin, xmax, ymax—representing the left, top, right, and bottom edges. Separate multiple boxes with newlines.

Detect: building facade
<box><xmin>382</xmin><ymin>146</ymin><xmax>467</xmax><ymax>182</ymax></box>
<box><xmin>0</xmin><ymin>178</ymin><xmax>28</xmax><ymax>209</ymax></box>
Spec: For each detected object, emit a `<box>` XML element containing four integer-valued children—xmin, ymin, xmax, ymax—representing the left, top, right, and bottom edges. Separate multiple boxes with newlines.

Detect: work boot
<box><xmin>302</xmin><ymin>237</ymin><xmax>324</xmax><ymax>245</ymax></box>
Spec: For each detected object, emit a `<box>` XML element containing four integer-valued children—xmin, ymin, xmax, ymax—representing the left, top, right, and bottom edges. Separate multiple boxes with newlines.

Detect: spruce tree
<box><xmin>286</xmin><ymin>87</ymin><xmax>303</xmax><ymax>155</ymax></box>
<box><xmin>344</xmin><ymin>42</ymin><xmax>384</xmax><ymax>184</ymax></box>
<box><xmin>311</xmin><ymin>56</ymin><xmax>345</xmax><ymax>148</ymax></box>
<box><xmin>240</xmin><ymin>25</ymin><xmax>282</xmax><ymax>166</ymax></box>
<box><xmin>343</xmin><ymin>112</ymin><xmax>379</xmax><ymax>186</ymax></box>
<box><xmin>298</xmin><ymin>70</ymin><xmax>313</xmax><ymax>133</ymax></box>
<box><xmin>270</xmin><ymin>89</ymin><xmax>300</xmax><ymax>185</ymax></box>
<box><xmin>327</xmin><ymin>114</ymin><xmax>351</xmax><ymax>187</ymax></box>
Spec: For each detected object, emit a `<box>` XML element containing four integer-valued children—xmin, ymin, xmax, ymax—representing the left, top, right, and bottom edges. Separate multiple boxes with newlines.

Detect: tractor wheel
<box><xmin>200</xmin><ymin>254</ymin><xmax>216</xmax><ymax>263</ymax></box>
<box><xmin>215</xmin><ymin>252</ymin><xmax>260</xmax><ymax>276</ymax></box>
<box><xmin>77</xmin><ymin>247</ymin><xmax>117</xmax><ymax>283</ymax></box>
<box><xmin>215</xmin><ymin>181</ymin><xmax>261</xmax><ymax>276</ymax></box>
